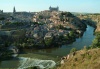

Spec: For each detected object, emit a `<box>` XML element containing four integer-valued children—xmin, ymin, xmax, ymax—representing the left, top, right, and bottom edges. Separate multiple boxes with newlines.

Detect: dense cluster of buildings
<box><xmin>0</xmin><ymin>6</ymin><xmax>84</xmax><ymax>38</ymax></box>
<box><xmin>1</xmin><ymin>6</ymin><xmax>60</xmax><ymax>23</ymax></box>
<box><xmin>25</xmin><ymin>7</ymin><xmax>73</xmax><ymax>41</ymax></box>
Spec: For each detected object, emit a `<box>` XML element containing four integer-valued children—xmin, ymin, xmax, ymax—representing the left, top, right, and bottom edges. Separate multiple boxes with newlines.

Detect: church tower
<box><xmin>13</xmin><ymin>6</ymin><xmax>16</xmax><ymax>13</ymax></box>
<box><xmin>49</xmin><ymin>6</ymin><xmax>51</xmax><ymax>11</ymax></box>
<box><xmin>57</xmin><ymin>6</ymin><xmax>59</xmax><ymax>11</ymax></box>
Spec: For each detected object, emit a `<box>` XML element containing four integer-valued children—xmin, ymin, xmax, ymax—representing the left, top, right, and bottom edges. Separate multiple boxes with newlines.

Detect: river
<box><xmin>0</xmin><ymin>25</ymin><xmax>95</xmax><ymax>69</ymax></box>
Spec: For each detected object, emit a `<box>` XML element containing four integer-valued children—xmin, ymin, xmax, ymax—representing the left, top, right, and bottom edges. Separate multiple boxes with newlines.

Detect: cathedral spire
<box><xmin>13</xmin><ymin>6</ymin><xmax>16</xmax><ymax>13</ymax></box>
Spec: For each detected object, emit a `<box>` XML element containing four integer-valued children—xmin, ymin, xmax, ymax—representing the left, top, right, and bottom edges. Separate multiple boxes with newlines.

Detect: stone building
<box><xmin>49</xmin><ymin>6</ymin><xmax>59</xmax><ymax>11</ymax></box>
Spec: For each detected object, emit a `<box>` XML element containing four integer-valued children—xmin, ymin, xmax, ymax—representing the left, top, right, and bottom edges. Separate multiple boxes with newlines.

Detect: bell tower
<box><xmin>13</xmin><ymin>6</ymin><xmax>16</xmax><ymax>13</ymax></box>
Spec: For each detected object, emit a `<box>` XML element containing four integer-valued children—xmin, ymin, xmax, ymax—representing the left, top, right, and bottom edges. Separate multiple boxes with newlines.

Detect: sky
<box><xmin>0</xmin><ymin>0</ymin><xmax>100</xmax><ymax>13</ymax></box>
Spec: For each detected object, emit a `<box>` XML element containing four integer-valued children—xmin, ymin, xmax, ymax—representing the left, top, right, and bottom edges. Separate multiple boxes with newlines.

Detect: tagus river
<box><xmin>0</xmin><ymin>25</ymin><xmax>95</xmax><ymax>69</ymax></box>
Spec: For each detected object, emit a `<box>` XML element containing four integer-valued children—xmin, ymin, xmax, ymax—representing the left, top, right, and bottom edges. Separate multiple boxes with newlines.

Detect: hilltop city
<box><xmin>0</xmin><ymin>6</ymin><xmax>87</xmax><ymax>48</ymax></box>
<box><xmin>0</xmin><ymin>6</ymin><xmax>100</xmax><ymax>69</ymax></box>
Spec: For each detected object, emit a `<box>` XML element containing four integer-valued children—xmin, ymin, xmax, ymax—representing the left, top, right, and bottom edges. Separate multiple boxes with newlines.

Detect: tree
<box><xmin>59</xmin><ymin>35</ymin><xmax>64</xmax><ymax>40</ymax></box>
<box><xmin>69</xmin><ymin>31</ymin><xmax>75</xmax><ymax>38</ymax></box>
<box><xmin>0</xmin><ymin>17</ymin><xmax>5</xmax><ymax>20</ymax></box>
<box><xmin>61</xmin><ymin>12</ymin><xmax>74</xmax><ymax>17</ymax></box>
<box><xmin>39</xmin><ymin>15</ymin><xmax>43</xmax><ymax>19</ymax></box>
<box><xmin>63</xmin><ymin>35</ymin><xmax>69</xmax><ymax>40</ymax></box>
<box><xmin>70</xmin><ymin>48</ymin><xmax>77</xmax><ymax>53</ymax></box>
<box><xmin>91</xmin><ymin>33</ymin><xmax>100</xmax><ymax>48</ymax></box>
<box><xmin>44</xmin><ymin>38</ymin><xmax>53</xmax><ymax>47</ymax></box>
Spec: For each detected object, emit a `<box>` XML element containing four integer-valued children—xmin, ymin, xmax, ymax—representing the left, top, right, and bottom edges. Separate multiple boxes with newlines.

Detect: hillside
<box><xmin>57</xmin><ymin>48</ymin><xmax>100</xmax><ymax>69</ymax></box>
<box><xmin>58</xmin><ymin>31</ymin><xmax>100</xmax><ymax>69</ymax></box>
<box><xmin>78</xmin><ymin>14</ymin><xmax>100</xmax><ymax>32</ymax></box>
<box><xmin>33</xmin><ymin>11</ymin><xmax>86</xmax><ymax>31</ymax></box>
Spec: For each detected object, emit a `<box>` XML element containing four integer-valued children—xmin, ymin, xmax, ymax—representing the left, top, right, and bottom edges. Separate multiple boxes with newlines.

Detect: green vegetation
<box><xmin>8</xmin><ymin>26</ymin><xmax>76</xmax><ymax>49</ymax></box>
<box><xmin>91</xmin><ymin>32</ymin><xmax>100</xmax><ymax>48</ymax></box>
<box><xmin>58</xmin><ymin>31</ymin><xmax>76</xmax><ymax>43</ymax></box>
<box><xmin>13</xmin><ymin>37</ymin><xmax>35</xmax><ymax>48</ymax></box>
<box><xmin>26</xmin><ymin>66</ymin><xmax>40</xmax><ymax>69</ymax></box>
<box><xmin>70</xmin><ymin>48</ymin><xmax>77</xmax><ymax>53</ymax></box>
<box><xmin>26</xmin><ymin>66</ymin><xmax>55</xmax><ymax>69</ymax></box>
<box><xmin>60</xmin><ymin>12</ymin><xmax>74</xmax><ymax>17</ymax></box>
<box><xmin>31</xmin><ymin>22</ymin><xmax>45</xmax><ymax>25</ymax></box>
<box><xmin>5</xmin><ymin>22</ymin><xmax>25</xmax><ymax>26</ymax></box>
<box><xmin>0</xmin><ymin>17</ymin><xmax>5</xmax><ymax>20</ymax></box>
<box><xmin>44</xmin><ymin>37</ymin><xmax>53</xmax><ymax>47</ymax></box>
<box><xmin>56</xmin><ymin>24</ymin><xmax>64</xmax><ymax>29</ymax></box>
<box><xmin>39</xmin><ymin>15</ymin><xmax>43</xmax><ymax>19</ymax></box>
<box><xmin>60</xmin><ymin>12</ymin><xmax>74</xmax><ymax>22</ymax></box>
<box><xmin>69</xmin><ymin>31</ymin><xmax>75</xmax><ymax>38</ymax></box>
<box><xmin>1</xmin><ymin>22</ymin><xmax>28</xmax><ymax>30</ymax></box>
<box><xmin>0</xmin><ymin>46</ymin><xmax>13</xmax><ymax>61</ymax></box>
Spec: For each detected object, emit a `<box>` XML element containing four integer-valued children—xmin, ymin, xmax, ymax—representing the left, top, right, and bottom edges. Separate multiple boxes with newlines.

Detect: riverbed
<box><xmin>0</xmin><ymin>25</ymin><xmax>95</xmax><ymax>69</ymax></box>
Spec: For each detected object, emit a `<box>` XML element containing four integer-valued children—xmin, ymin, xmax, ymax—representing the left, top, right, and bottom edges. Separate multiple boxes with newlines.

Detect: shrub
<box><xmin>81</xmin><ymin>54</ymin><xmax>85</xmax><ymax>58</ymax></box>
<box><xmin>70</xmin><ymin>48</ymin><xmax>77</xmax><ymax>53</ymax></box>
<box><xmin>74</xmin><ymin>58</ymin><xmax>78</xmax><ymax>61</ymax></box>
<box><xmin>44</xmin><ymin>37</ymin><xmax>53</xmax><ymax>47</ymax></box>
<box><xmin>83</xmin><ymin>46</ymin><xmax>88</xmax><ymax>51</ymax></box>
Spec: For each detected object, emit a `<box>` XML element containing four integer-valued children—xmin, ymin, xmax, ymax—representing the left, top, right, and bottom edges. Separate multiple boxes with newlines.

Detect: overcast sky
<box><xmin>0</xmin><ymin>0</ymin><xmax>100</xmax><ymax>13</ymax></box>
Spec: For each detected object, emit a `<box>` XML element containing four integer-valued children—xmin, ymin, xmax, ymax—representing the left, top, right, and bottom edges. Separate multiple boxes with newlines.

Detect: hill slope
<box><xmin>57</xmin><ymin>48</ymin><xmax>100</xmax><ymax>69</ymax></box>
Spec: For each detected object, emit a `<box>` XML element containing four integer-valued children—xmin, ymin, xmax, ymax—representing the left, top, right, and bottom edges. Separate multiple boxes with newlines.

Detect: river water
<box><xmin>0</xmin><ymin>25</ymin><xmax>95</xmax><ymax>69</ymax></box>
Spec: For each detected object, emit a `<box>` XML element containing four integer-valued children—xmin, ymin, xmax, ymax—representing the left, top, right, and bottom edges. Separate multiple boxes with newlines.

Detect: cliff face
<box><xmin>78</xmin><ymin>14</ymin><xmax>100</xmax><ymax>32</ymax></box>
<box><xmin>57</xmin><ymin>48</ymin><xmax>100</xmax><ymax>69</ymax></box>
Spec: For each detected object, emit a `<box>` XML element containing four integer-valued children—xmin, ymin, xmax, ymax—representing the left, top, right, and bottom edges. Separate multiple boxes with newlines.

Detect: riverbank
<box><xmin>58</xmin><ymin>27</ymin><xmax>100</xmax><ymax>69</ymax></box>
<box><xmin>57</xmin><ymin>48</ymin><xmax>100</xmax><ymax>69</ymax></box>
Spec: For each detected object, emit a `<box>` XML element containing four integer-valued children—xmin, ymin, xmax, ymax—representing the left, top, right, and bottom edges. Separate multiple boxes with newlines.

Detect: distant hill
<box><xmin>71</xmin><ymin>12</ymin><xmax>100</xmax><ymax>16</ymax></box>
<box><xmin>78</xmin><ymin>14</ymin><xmax>100</xmax><ymax>32</ymax></box>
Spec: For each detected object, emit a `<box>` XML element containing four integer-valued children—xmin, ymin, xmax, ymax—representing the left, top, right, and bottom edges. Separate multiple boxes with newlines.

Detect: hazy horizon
<box><xmin>0</xmin><ymin>0</ymin><xmax>100</xmax><ymax>13</ymax></box>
